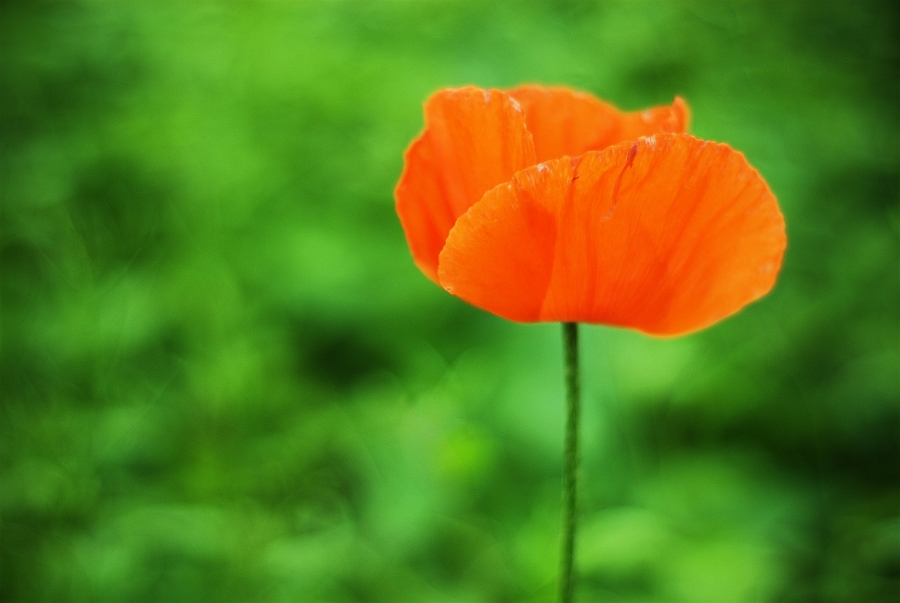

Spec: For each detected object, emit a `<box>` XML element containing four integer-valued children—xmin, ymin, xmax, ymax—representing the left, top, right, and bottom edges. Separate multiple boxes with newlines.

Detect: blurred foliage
<box><xmin>1</xmin><ymin>1</ymin><xmax>898</xmax><ymax>602</ymax></box>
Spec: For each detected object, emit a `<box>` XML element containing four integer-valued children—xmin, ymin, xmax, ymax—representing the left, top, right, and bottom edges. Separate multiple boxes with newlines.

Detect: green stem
<box><xmin>560</xmin><ymin>322</ymin><xmax>580</xmax><ymax>603</ymax></box>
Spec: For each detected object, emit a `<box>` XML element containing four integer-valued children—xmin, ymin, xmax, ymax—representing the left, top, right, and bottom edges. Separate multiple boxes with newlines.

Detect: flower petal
<box><xmin>439</xmin><ymin>134</ymin><xmax>786</xmax><ymax>335</ymax></box>
<box><xmin>395</xmin><ymin>87</ymin><xmax>536</xmax><ymax>281</ymax></box>
<box><xmin>507</xmin><ymin>85</ymin><xmax>690</xmax><ymax>163</ymax></box>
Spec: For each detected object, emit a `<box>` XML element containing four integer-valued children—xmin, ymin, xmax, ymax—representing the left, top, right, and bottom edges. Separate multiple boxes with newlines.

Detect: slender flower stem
<box><xmin>560</xmin><ymin>322</ymin><xmax>580</xmax><ymax>603</ymax></box>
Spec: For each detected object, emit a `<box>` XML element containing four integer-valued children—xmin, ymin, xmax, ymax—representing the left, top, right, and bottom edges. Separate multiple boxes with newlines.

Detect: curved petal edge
<box><xmin>394</xmin><ymin>86</ymin><xmax>535</xmax><ymax>281</ymax></box>
<box><xmin>507</xmin><ymin>85</ymin><xmax>691</xmax><ymax>163</ymax></box>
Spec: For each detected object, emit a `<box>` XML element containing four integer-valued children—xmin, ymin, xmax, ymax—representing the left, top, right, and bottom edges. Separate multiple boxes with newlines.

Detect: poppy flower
<box><xmin>395</xmin><ymin>85</ymin><xmax>786</xmax><ymax>336</ymax></box>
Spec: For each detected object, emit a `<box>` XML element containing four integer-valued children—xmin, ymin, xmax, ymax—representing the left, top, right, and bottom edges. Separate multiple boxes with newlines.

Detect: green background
<box><xmin>2</xmin><ymin>1</ymin><xmax>898</xmax><ymax>601</ymax></box>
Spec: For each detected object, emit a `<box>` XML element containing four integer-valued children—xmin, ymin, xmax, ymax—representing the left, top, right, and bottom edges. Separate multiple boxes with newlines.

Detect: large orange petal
<box><xmin>507</xmin><ymin>85</ymin><xmax>690</xmax><ymax>163</ymax></box>
<box><xmin>438</xmin><ymin>134</ymin><xmax>786</xmax><ymax>335</ymax></box>
<box><xmin>395</xmin><ymin>87</ymin><xmax>536</xmax><ymax>281</ymax></box>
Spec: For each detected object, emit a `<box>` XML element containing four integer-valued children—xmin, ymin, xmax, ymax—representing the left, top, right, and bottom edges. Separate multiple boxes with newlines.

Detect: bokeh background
<box><xmin>2</xmin><ymin>1</ymin><xmax>898</xmax><ymax>602</ymax></box>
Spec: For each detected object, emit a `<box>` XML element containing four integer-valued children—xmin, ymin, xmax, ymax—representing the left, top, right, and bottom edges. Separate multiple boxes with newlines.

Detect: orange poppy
<box><xmin>395</xmin><ymin>85</ymin><xmax>786</xmax><ymax>336</ymax></box>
